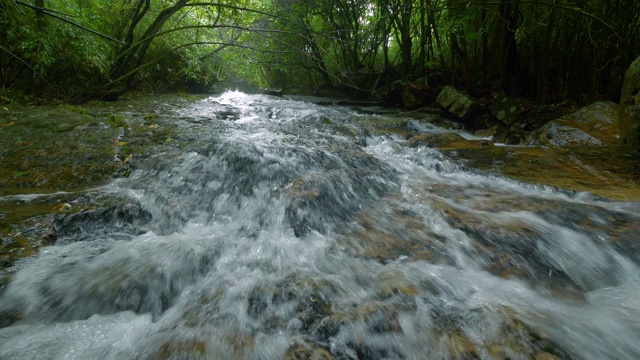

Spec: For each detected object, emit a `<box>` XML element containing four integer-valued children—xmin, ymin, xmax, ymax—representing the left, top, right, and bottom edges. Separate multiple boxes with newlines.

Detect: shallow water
<box><xmin>1</xmin><ymin>91</ymin><xmax>639</xmax><ymax>359</ymax></box>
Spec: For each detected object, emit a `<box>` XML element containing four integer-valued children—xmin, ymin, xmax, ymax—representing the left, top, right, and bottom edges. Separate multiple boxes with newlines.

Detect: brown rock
<box><xmin>528</xmin><ymin>101</ymin><xmax>620</xmax><ymax>147</ymax></box>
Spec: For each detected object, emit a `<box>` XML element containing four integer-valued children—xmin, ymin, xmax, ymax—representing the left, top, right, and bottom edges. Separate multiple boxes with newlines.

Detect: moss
<box><xmin>144</xmin><ymin>113</ymin><xmax>158</xmax><ymax>121</ymax></box>
<box><xmin>107</xmin><ymin>114</ymin><xmax>126</xmax><ymax>128</ymax></box>
<box><xmin>0</xmin><ymin>233</ymin><xmax>37</xmax><ymax>269</ymax></box>
<box><xmin>62</xmin><ymin>104</ymin><xmax>88</xmax><ymax>115</ymax></box>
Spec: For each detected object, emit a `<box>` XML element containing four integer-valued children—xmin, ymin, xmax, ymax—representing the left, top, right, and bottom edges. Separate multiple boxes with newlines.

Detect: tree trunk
<box><xmin>110</xmin><ymin>0</ymin><xmax>188</xmax><ymax>87</ymax></box>
<box><xmin>399</xmin><ymin>0</ymin><xmax>413</xmax><ymax>77</ymax></box>
<box><xmin>500</xmin><ymin>0</ymin><xmax>519</xmax><ymax>95</ymax></box>
<box><xmin>35</xmin><ymin>0</ymin><xmax>45</xmax><ymax>30</ymax></box>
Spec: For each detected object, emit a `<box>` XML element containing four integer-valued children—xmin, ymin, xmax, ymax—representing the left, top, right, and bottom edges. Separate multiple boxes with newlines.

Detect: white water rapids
<box><xmin>1</xmin><ymin>91</ymin><xmax>639</xmax><ymax>359</ymax></box>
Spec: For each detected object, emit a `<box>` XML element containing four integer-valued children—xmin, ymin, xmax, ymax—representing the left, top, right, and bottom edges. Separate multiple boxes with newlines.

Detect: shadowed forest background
<box><xmin>1</xmin><ymin>0</ymin><xmax>639</xmax><ymax>103</ymax></box>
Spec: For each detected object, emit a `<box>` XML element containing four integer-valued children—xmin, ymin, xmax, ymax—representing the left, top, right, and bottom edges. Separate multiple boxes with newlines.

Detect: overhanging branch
<box><xmin>15</xmin><ymin>0</ymin><xmax>126</xmax><ymax>45</ymax></box>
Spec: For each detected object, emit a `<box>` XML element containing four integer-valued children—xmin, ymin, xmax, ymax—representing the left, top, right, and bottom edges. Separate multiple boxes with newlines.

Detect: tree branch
<box><xmin>15</xmin><ymin>0</ymin><xmax>126</xmax><ymax>45</ymax></box>
<box><xmin>0</xmin><ymin>45</ymin><xmax>57</xmax><ymax>91</ymax></box>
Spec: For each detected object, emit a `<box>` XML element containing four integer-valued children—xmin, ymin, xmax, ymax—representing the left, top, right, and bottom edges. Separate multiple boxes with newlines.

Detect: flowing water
<box><xmin>1</xmin><ymin>91</ymin><xmax>640</xmax><ymax>359</ymax></box>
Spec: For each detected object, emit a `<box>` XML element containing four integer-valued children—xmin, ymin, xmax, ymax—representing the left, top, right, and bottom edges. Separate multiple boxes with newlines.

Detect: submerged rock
<box><xmin>528</xmin><ymin>101</ymin><xmax>620</xmax><ymax>147</ymax></box>
<box><xmin>284</xmin><ymin>342</ymin><xmax>333</xmax><ymax>360</ymax></box>
<box><xmin>620</xmin><ymin>56</ymin><xmax>640</xmax><ymax>151</ymax></box>
<box><xmin>53</xmin><ymin>201</ymin><xmax>152</xmax><ymax>242</ymax></box>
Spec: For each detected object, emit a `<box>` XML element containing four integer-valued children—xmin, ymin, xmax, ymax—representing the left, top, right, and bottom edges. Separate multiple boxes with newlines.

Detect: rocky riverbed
<box><xmin>1</xmin><ymin>92</ymin><xmax>639</xmax><ymax>359</ymax></box>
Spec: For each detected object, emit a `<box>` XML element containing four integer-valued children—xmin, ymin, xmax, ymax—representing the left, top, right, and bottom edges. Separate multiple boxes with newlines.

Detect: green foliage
<box><xmin>63</xmin><ymin>105</ymin><xmax>88</xmax><ymax>115</ymax></box>
<box><xmin>144</xmin><ymin>113</ymin><xmax>158</xmax><ymax>122</ymax></box>
<box><xmin>0</xmin><ymin>89</ymin><xmax>32</xmax><ymax>105</ymax></box>
<box><xmin>107</xmin><ymin>114</ymin><xmax>126</xmax><ymax>128</ymax></box>
<box><xmin>1</xmin><ymin>0</ymin><xmax>637</xmax><ymax>101</ymax></box>
<box><xmin>11</xmin><ymin>170</ymin><xmax>32</xmax><ymax>178</ymax></box>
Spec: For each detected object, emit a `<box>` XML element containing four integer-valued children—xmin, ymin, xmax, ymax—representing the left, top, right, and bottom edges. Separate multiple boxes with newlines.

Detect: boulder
<box><xmin>528</xmin><ymin>101</ymin><xmax>620</xmax><ymax>147</ymax></box>
<box><xmin>400</xmin><ymin>86</ymin><xmax>425</xmax><ymax>109</ymax></box>
<box><xmin>262</xmin><ymin>88</ymin><xmax>283</xmax><ymax>96</ymax></box>
<box><xmin>619</xmin><ymin>56</ymin><xmax>640</xmax><ymax>151</ymax></box>
<box><xmin>489</xmin><ymin>95</ymin><xmax>524</xmax><ymax>125</ymax></box>
<box><xmin>436</xmin><ymin>85</ymin><xmax>480</xmax><ymax>120</ymax></box>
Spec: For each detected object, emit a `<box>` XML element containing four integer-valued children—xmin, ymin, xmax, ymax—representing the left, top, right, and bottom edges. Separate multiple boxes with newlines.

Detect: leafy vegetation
<box><xmin>1</xmin><ymin>0</ymin><xmax>638</xmax><ymax>101</ymax></box>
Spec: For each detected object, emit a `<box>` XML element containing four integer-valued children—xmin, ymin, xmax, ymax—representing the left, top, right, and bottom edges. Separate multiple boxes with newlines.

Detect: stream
<box><xmin>1</xmin><ymin>91</ymin><xmax>640</xmax><ymax>359</ymax></box>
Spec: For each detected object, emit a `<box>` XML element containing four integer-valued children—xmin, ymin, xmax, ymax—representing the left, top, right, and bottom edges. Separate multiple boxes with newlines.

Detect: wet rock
<box><xmin>277</xmin><ymin>276</ymin><xmax>334</xmax><ymax>326</ymax></box>
<box><xmin>426</xmin><ymin>307</ymin><xmax>571</xmax><ymax>360</ymax></box>
<box><xmin>0</xmin><ymin>213</ymin><xmax>56</xmax><ymax>271</ymax></box>
<box><xmin>341</xmin><ymin>198</ymin><xmax>441</xmax><ymax>263</ymax></box>
<box><xmin>489</xmin><ymin>95</ymin><xmax>524</xmax><ymax>125</ymax></box>
<box><xmin>528</xmin><ymin>101</ymin><xmax>620</xmax><ymax>147</ymax></box>
<box><xmin>313</xmin><ymin>315</ymin><xmax>346</xmax><ymax>340</ymax></box>
<box><xmin>247</xmin><ymin>286</ymin><xmax>269</xmax><ymax>319</ymax></box>
<box><xmin>296</xmin><ymin>294</ymin><xmax>333</xmax><ymax>331</ymax></box>
<box><xmin>53</xmin><ymin>201</ymin><xmax>152</xmax><ymax>242</ymax></box>
<box><xmin>284</xmin><ymin>161</ymin><xmax>398</xmax><ymax>237</ymax></box>
<box><xmin>341</xmin><ymin>340</ymin><xmax>402</xmax><ymax>359</ymax></box>
<box><xmin>436</xmin><ymin>86</ymin><xmax>481</xmax><ymax>120</ymax></box>
<box><xmin>377</xmin><ymin>270</ymin><xmax>419</xmax><ymax>298</ymax></box>
<box><xmin>1</xmin><ymin>240</ymin><xmax>211</xmax><ymax>323</ymax></box>
<box><xmin>536</xmin><ymin>352</ymin><xmax>558</xmax><ymax>360</ymax></box>
<box><xmin>447</xmin><ymin>333</ymin><xmax>478</xmax><ymax>358</ymax></box>
<box><xmin>474</xmin><ymin>126</ymin><xmax>497</xmax><ymax>138</ymax></box>
<box><xmin>215</xmin><ymin>105</ymin><xmax>241</xmax><ymax>120</ymax></box>
<box><xmin>263</xmin><ymin>88</ymin><xmax>284</xmax><ymax>97</ymax></box>
<box><xmin>246</xmin><ymin>275</ymin><xmax>335</xmax><ymax>334</ymax></box>
<box><xmin>425</xmin><ymin>183</ymin><xmax>637</xmax><ymax>292</ymax></box>
<box><xmin>354</xmin><ymin>115</ymin><xmax>411</xmax><ymax>133</ymax></box>
<box><xmin>620</xmin><ymin>56</ymin><xmax>640</xmax><ymax>151</ymax></box>
<box><xmin>365</xmin><ymin>307</ymin><xmax>402</xmax><ymax>334</ymax></box>
<box><xmin>450</xmin><ymin>145</ymin><xmax>640</xmax><ymax>201</ymax></box>
<box><xmin>529</xmin><ymin>122</ymin><xmax>602</xmax><ymax>147</ymax></box>
<box><xmin>284</xmin><ymin>342</ymin><xmax>333</xmax><ymax>360</ymax></box>
<box><xmin>41</xmin><ymin>232</ymin><xmax>57</xmax><ymax>244</ymax></box>
<box><xmin>401</xmin><ymin>85</ymin><xmax>429</xmax><ymax>109</ymax></box>
<box><xmin>409</xmin><ymin>133</ymin><xmax>492</xmax><ymax>151</ymax></box>
<box><xmin>176</xmin><ymin>288</ymin><xmax>227</xmax><ymax>328</ymax></box>
<box><xmin>0</xmin><ymin>307</ymin><xmax>21</xmax><ymax>328</ymax></box>
<box><xmin>146</xmin><ymin>338</ymin><xmax>208</xmax><ymax>360</ymax></box>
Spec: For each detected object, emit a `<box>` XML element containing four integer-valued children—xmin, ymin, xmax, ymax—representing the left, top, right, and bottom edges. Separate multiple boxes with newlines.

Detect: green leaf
<box><xmin>11</xmin><ymin>170</ymin><xmax>31</xmax><ymax>178</ymax></box>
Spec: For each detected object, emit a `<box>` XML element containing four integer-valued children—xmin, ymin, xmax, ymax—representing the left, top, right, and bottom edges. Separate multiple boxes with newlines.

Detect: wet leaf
<box><xmin>11</xmin><ymin>170</ymin><xmax>31</xmax><ymax>178</ymax></box>
<box><xmin>52</xmin><ymin>203</ymin><xmax>72</xmax><ymax>213</ymax></box>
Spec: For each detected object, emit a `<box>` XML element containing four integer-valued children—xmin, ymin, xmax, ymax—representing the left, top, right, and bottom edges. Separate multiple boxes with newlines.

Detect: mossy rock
<box><xmin>436</xmin><ymin>86</ymin><xmax>481</xmax><ymax>120</ymax></box>
<box><xmin>528</xmin><ymin>101</ymin><xmax>620</xmax><ymax>147</ymax></box>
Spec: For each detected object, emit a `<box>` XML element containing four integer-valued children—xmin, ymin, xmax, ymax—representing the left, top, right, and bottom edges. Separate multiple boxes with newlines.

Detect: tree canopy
<box><xmin>1</xmin><ymin>0</ymin><xmax>638</xmax><ymax>102</ymax></box>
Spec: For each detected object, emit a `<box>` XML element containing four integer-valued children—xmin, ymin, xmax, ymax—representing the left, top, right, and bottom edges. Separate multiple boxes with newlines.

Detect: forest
<box><xmin>1</xmin><ymin>0</ymin><xmax>638</xmax><ymax>104</ymax></box>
